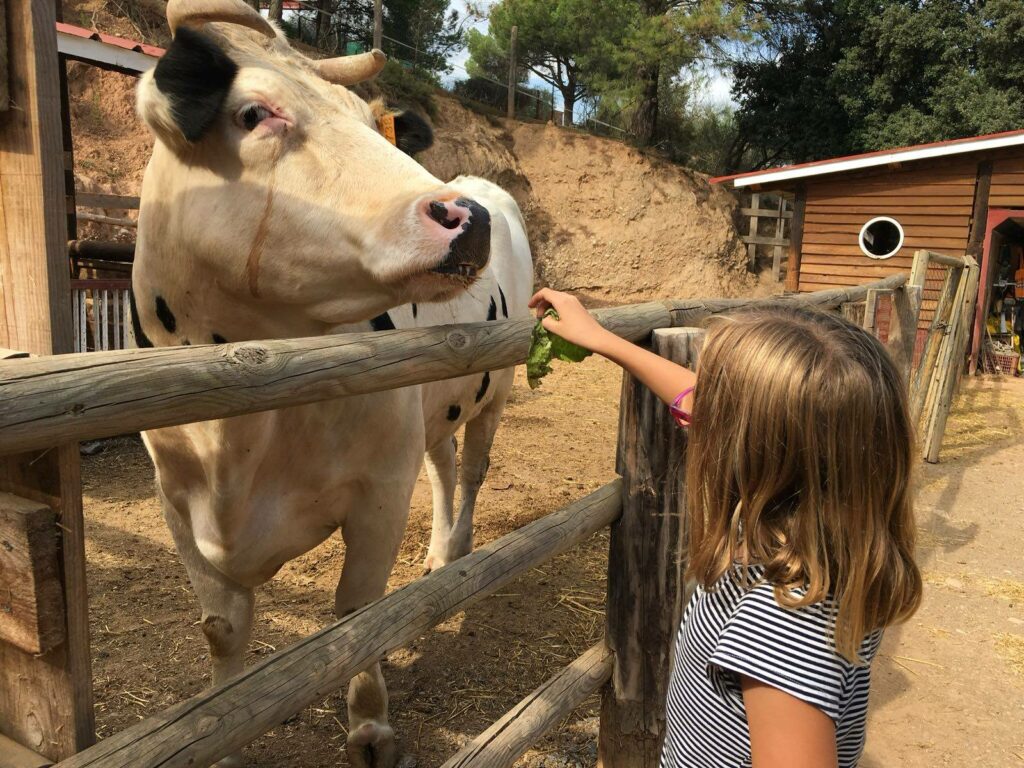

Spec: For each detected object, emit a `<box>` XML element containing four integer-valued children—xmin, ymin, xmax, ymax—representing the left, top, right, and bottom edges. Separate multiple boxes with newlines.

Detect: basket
<box><xmin>984</xmin><ymin>349</ymin><xmax>1020</xmax><ymax>375</ymax></box>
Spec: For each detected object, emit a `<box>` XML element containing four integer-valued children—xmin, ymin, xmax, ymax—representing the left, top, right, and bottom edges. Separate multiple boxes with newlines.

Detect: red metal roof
<box><xmin>56</xmin><ymin>22</ymin><xmax>165</xmax><ymax>58</ymax></box>
<box><xmin>709</xmin><ymin>128</ymin><xmax>1024</xmax><ymax>187</ymax></box>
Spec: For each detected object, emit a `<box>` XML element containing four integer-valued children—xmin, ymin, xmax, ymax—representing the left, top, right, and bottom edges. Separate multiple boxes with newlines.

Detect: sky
<box><xmin>443</xmin><ymin>1</ymin><xmax>737</xmax><ymax>112</ymax></box>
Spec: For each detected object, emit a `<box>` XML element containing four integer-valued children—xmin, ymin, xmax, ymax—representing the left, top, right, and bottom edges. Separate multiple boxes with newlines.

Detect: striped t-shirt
<box><xmin>661</xmin><ymin>565</ymin><xmax>882</xmax><ymax>767</ymax></box>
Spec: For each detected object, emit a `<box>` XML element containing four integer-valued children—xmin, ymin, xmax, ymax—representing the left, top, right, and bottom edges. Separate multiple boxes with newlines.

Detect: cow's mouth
<box><xmin>431</xmin><ymin>262</ymin><xmax>479</xmax><ymax>279</ymax></box>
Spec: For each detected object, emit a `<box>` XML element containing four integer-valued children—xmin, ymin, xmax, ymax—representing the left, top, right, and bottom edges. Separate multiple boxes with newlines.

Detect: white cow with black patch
<box><xmin>130</xmin><ymin>2</ymin><xmax>532</xmax><ymax>766</ymax></box>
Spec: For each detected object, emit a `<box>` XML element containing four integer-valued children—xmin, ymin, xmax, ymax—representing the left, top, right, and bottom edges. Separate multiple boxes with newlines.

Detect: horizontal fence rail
<box><xmin>440</xmin><ymin>642</ymin><xmax>613</xmax><ymax>768</ymax></box>
<box><xmin>0</xmin><ymin>276</ymin><xmax>906</xmax><ymax>456</ymax></box>
<box><xmin>54</xmin><ymin>482</ymin><xmax>623</xmax><ymax>768</ymax></box>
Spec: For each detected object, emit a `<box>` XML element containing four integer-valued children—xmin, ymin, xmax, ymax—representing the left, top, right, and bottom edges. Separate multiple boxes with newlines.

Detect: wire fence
<box><xmin>283</xmin><ymin>0</ymin><xmax>631</xmax><ymax>138</ymax></box>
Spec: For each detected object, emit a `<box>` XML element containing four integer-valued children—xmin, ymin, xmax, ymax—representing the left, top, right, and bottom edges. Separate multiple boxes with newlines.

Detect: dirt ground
<box><xmin>82</xmin><ymin>366</ymin><xmax>1024</xmax><ymax>767</ymax></box>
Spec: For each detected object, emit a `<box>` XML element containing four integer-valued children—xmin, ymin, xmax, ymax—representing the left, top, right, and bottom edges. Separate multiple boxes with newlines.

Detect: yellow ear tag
<box><xmin>378</xmin><ymin>113</ymin><xmax>397</xmax><ymax>146</ymax></box>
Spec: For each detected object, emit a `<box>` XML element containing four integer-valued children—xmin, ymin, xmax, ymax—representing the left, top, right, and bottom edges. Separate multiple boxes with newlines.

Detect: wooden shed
<box><xmin>711</xmin><ymin>131</ymin><xmax>1024</xmax><ymax>369</ymax></box>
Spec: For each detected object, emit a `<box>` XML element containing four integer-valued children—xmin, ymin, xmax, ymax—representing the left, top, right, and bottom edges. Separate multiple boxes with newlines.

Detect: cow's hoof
<box><xmin>422</xmin><ymin>552</ymin><xmax>447</xmax><ymax>574</ymax></box>
<box><xmin>347</xmin><ymin>721</ymin><xmax>410</xmax><ymax>768</ymax></box>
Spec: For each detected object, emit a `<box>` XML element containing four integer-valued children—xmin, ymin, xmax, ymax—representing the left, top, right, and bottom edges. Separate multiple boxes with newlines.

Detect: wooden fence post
<box><xmin>0</xmin><ymin>0</ymin><xmax>93</xmax><ymax>760</ymax></box>
<box><xmin>747</xmin><ymin>192</ymin><xmax>760</xmax><ymax>270</ymax></box>
<box><xmin>599</xmin><ymin>328</ymin><xmax>701</xmax><ymax>767</ymax></box>
<box><xmin>506</xmin><ymin>26</ymin><xmax>518</xmax><ymax>119</ymax></box>
<box><xmin>372</xmin><ymin>0</ymin><xmax>382</xmax><ymax>50</ymax></box>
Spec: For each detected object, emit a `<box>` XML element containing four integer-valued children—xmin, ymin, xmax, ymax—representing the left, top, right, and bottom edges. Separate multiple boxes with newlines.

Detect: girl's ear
<box><xmin>393</xmin><ymin>110</ymin><xmax>433</xmax><ymax>155</ymax></box>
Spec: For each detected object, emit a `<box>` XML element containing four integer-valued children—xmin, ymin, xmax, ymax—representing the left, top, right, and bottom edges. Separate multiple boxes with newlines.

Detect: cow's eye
<box><xmin>238</xmin><ymin>103</ymin><xmax>272</xmax><ymax>131</ymax></box>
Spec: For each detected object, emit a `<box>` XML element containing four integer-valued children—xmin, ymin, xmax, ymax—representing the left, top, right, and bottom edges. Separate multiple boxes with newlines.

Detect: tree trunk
<box><xmin>315</xmin><ymin>0</ymin><xmax>331</xmax><ymax>48</ymax></box>
<box><xmin>268</xmin><ymin>0</ymin><xmax>284</xmax><ymax>22</ymax></box>
<box><xmin>631</xmin><ymin>62</ymin><xmax>660</xmax><ymax>146</ymax></box>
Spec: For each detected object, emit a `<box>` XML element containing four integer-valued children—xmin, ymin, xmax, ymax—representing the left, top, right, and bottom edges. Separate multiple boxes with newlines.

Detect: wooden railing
<box><xmin>0</xmin><ymin>273</ymin><xmax>954</xmax><ymax>768</ymax></box>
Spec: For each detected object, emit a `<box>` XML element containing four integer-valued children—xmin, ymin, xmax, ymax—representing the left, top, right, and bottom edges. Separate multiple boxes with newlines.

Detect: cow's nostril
<box><xmin>428</xmin><ymin>201</ymin><xmax>461</xmax><ymax>230</ymax></box>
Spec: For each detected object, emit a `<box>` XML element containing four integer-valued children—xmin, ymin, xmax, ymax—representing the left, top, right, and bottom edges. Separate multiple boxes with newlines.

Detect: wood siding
<box><xmin>990</xmin><ymin>148</ymin><xmax>1024</xmax><ymax>208</ymax></box>
<box><xmin>795</xmin><ymin>157</ymin><xmax>981</xmax><ymax>329</ymax></box>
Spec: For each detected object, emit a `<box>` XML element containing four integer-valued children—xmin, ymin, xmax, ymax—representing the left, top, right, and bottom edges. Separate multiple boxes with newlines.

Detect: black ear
<box><xmin>153</xmin><ymin>27</ymin><xmax>238</xmax><ymax>143</ymax></box>
<box><xmin>393</xmin><ymin>110</ymin><xmax>434</xmax><ymax>155</ymax></box>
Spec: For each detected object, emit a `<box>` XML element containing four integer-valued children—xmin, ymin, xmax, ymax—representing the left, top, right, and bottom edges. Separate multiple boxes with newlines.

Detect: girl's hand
<box><xmin>528</xmin><ymin>288</ymin><xmax>613</xmax><ymax>353</ymax></box>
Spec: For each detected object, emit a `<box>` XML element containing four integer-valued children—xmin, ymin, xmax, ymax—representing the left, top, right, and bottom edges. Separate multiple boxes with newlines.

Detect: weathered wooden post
<box><xmin>372</xmin><ymin>0</ymin><xmax>382</xmax><ymax>52</ymax></box>
<box><xmin>506</xmin><ymin>25</ymin><xmax>518</xmax><ymax>120</ymax></box>
<box><xmin>599</xmin><ymin>328</ymin><xmax>701</xmax><ymax>766</ymax></box>
<box><xmin>0</xmin><ymin>0</ymin><xmax>94</xmax><ymax>761</ymax></box>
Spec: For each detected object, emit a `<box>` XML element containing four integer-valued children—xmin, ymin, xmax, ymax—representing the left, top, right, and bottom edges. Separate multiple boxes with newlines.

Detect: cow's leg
<box><xmin>448</xmin><ymin>371</ymin><xmax>513</xmax><ymax>562</ymax></box>
<box><xmin>164</xmin><ymin>498</ymin><xmax>255</xmax><ymax>768</ymax></box>
<box><xmin>423</xmin><ymin>435</ymin><xmax>457</xmax><ymax>573</ymax></box>
<box><xmin>337</xmin><ymin>493</ymin><xmax>412</xmax><ymax>768</ymax></box>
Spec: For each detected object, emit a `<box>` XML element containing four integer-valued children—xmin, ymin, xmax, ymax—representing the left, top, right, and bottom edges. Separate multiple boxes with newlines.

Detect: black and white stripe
<box><xmin>661</xmin><ymin>565</ymin><xmax>881</xmax><ymax>767</ymax></box>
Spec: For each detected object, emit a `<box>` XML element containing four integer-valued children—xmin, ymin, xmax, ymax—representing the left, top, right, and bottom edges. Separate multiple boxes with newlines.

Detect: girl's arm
<box><xmin>741</xmin><ymin>677</ymin><xmax>839</xmax><ymax>768</ymax></box>
<box><xmin>528</xmin><ymin>288</ymin><xmax>696</xmax><ymax>408</ymax></box>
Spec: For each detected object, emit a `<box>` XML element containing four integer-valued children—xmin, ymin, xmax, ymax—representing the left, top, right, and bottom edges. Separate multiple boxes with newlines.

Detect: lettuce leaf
<box><xmin>526</xmin><ymin>309</ymin><xmax>593</xmax><ymax>389</ymax></box>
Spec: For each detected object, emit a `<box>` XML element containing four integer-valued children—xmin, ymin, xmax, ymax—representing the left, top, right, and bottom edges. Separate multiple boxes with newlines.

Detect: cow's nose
<box><xmin>423</xmin><ymin>197</ymin><xmax>491</xmax><ymax>272</ymax></box>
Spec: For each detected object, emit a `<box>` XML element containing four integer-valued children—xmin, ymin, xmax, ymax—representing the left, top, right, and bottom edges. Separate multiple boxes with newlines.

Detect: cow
<box><xmin>131</xmin><ymin>1</ymin><xmax>533</xmax><ymax>765</ymax></box>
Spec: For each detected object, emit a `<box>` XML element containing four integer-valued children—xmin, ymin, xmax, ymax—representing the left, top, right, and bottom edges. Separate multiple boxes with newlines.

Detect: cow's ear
<box><xmin>137</xmin><ymin>27</ymin><xmax>237</xmax><ymax>146</ymax></box>
<box><xmin>393</xmin><ymin>110</ymin><xmax>433</xmax><ymax>155</ymax></box>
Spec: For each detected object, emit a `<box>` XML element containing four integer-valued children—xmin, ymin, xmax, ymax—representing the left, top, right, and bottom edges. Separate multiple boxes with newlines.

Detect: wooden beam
<box><xmin>54</xmin><ymin>482</ymin><xmax>622</xmax><ymax>768</ymax></box>
<box><xmin>741</xmin><ymin>207</ymin><xmax>793</xmax><ymax>219</ymax></box>
<box><xmin>599</xmin><ymin>328</ymin><xmax>700</xmax><ymax>767</ymax></box>
<box><xmin>886</xmin><ymin>285</ymin><xmax>922</xmax><ymax>380</ymax></box>
<box><xmin>0</xmin><ymin>277</ymin><xmax>909</xmax><ymax>455</ymax></box>
<box><xmin>747</xmin><ymin>192</ymin><xmax>760</xmax><ymax>269</ymax></box>
<box><xmin>0</xmin><ymin>0</ymin><xmax>73</xmax><ymax>354</ymax></box>
<box><xmin>441</xmin><ymin>643</ymin><xmax>613</xmax><ymax>768</ymax></box>
<box><xmin>75</xmin><ymin>212</ymin><xmax>136</xmax><ymax>229</ymax></box>
<box><xmin>967</xmin><ymin>160</ymin><xmax>993</xmax><ymax>373</ymax></box>
<box><xmin>740</xmin><ymin>234</ymin><xmax>788</xmax><ymax>248</ymax></box>
<box><xmin>785</xmin><ymin>184</ymin><xmax>807</xmax><ymax>292</ymax></box>
<box><xmin>0</xmin><ymin>734</ymin><xmax>52</xmax><ymax>768</ymax></box>
<box><xmin>0</xmin><ymin>1</ymin><xmax>93</xmax><ymax>760</ymax></box>
<box><xmin>772</xmin><ymin>196</ymin><xmax>786</xmax><ymax>282</ymax></box>
<box><xmin>0</xmin><ymin>0</ymin><xmax>8</xmax><ymax>113</ymax></box>
<box><xmin>924</xmin><ymin>259</ymin><xmax>979</xmax><ymax>463</ymax></box>
<box><xmin>0</xmin><ymin>493</ymin><xmax>65</xmax><ymax>653</ymax></box>
<box><xmin>74</xmin><ymin>193</ymin><xmax>140</xmax><ymax>210</ymax></box>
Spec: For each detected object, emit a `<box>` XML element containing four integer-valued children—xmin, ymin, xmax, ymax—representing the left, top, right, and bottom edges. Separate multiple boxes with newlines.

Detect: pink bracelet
<box><xmin>669</xmin><ymin>386</ymin><xmax>695</xmax><ymax>428</ymax></box>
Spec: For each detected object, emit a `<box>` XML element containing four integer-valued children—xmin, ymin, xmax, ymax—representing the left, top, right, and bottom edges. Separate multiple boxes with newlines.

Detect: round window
<box><xmin>859</xmin><ymin>216</ymin><xmax>904</xmax><ymax>259</ymax></box>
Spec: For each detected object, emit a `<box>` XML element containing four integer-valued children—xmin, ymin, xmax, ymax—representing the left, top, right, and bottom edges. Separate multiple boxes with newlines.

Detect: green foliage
<box><xmin>372</xmin><ymin>59</ymin><xmax>438</xmax><ymax>117</ymax></box>
<box><xmin>733</xmin><ymin>0</ymin><xmax>1024</xmax><ymax>167</ymax></box>
<box><xmin>526</xmin><ymin>310</ymin><xmax>593</xmax><ymax>389</ymax></box>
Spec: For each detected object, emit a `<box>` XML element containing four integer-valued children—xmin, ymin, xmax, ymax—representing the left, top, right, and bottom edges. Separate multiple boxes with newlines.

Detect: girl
<box><xmin>529</xmin><ymin>289</ymin><xmax>922</xmax><ymax>768</ymax></box>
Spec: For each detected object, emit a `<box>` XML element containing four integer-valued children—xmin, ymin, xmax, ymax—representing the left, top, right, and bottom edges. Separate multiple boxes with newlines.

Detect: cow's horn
<box><xmin>316</xmin><ymin>49</ymin><xmax>387</xmax><ymax>86</ymax></box>
<box><xmin>167</xmin><ymin>0</ymin><xmax>276</xmax><ymax>38</ymax></box>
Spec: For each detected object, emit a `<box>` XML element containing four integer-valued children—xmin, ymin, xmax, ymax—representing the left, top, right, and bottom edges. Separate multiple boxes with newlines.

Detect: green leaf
<box><xmin>526</xmin><ymin>309</ymin><xmax>593</xmax><ymax>389</ymax></box>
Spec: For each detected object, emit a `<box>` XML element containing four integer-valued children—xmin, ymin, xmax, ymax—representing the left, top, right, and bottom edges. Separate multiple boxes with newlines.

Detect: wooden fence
<box><xmin>0</xmin><ymin>275</ymin><xmax>936</xmax><ymax>768</ymax></box>
<box><xmin>741</xmin><ymin>192</ymin><xmax>792</xmax><ymax>280</ymax></box>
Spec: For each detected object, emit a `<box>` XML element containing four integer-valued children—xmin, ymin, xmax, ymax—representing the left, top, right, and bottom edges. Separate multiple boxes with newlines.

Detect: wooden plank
<box><xmin>0</xmin><ymin>493</ymin><xmax>64</xmax><ymax>654</ymax></box>
<box><xmin>74</xmin><ymin>193</ymin><xmax>140</xmax><ymax>210</ymax></box>
<box><xmin>55</xmin><ymin>483</ymin><xmax>623</xmax><ymax>768</ymax></box>
<box><xmin>887</xmin><ymin>285</ymin><xmax>922</xmax><ymax>379</ymax></box>
<box><xmin>802</xmin><ymin>253</ymin><xmax>914</xmax><ymax>269</ymax></box>
<box><xmin>0</xmin><ymin>0</ymin><xmax>7</xmax><ymax>113</ymax></box>
<box><xmin>967</xmin><ymin>161</ymin><xmax>993</xmax><ymax>374</ymax></box>
<box><xmin>741</xmin><ymin>207</ymin><xmax>792</xmax><ymax>219</ymax></box>
<box><xmin>808</xmin><ymin>194</ymin><xmax>975</xmax><ymax>208</ymax></box>
<box><xmin>786</xmin><ymin>185</ymin><xmax>806</xmax><ymax>292</ymax></box>
<box><xmin>803</xmin><ymin>232</ymin><xmax>969</xmax><ymax>249</ymax></box>
<box><xmin>441</xmin><ymin>643</ymin><xmax>613</xmax><ymax>768</ymax></box>
<box><xmin>0</xmin><ymin>0</ymin><xmax>93</xmax><ymax>761</ymax></box>
<box><xmin>798</xmin><ymin>274</ymin><xmax>879</xmax><ymax>290</ymax></box>
<box><xmin>0</xmin><ymin>734</ymin><xmax>52</xmax><ymax>768</ymax></box>
<box><xmin>75</xmin><ymin>212</ymin><xmax>136</xmax><ymax>229</ymax></box>
<box><xmin>802</xmin><ymin>243</ymin><xmax>965</xmax><ymax>258</ymax></box>
<box><xmin>924</xmin><ymin>261</ymin><xmax>979</xmax><ymax>462</ymax></box>
<box><xmin>804</xmin><ymin>212</ymin><xmax>971</xmax><ymax>228</ymax></box>
<box><xmin>807</xmin><ymin>203</ymin><xmax>974</xmax><ymax>216</ymax></box>
<box><xmin>810</xmin><ymin>184</ymin><xmax>976</xmax><ymax>200</ymax></box>
<box><xmin>740</xmin><ymin>234</ymin><xmax>788</xmax><ymax>247</ymax></box>
<box><xmin>801</xmin><ymin>263</ymin><xmax>906</xmax><ymax>279</ymax></box>
<box><xmin>0</xmin><ymin>280</ymin><xmax>910</xmax><ymax>455</ymax></box>
<box><xmin>0</xmin><ymin>0</ymin><xmax>73</xmax><ymax>355</ymax></box>
<box><xmin>803</xmin><ymin>222</ymin><xmax>969</xmax><ymax>238</ymax></box>
<box><xmin>747</xmin><ymin>192</ymin><xmax>760</xmax><ymax>269</ymax></box>
<box><xmin>600</xmin><ymin>328</ymin><xmax>698</xmax><ymax>767</ymax></box>
<box><xmin>984</xmin><ymin>193</ymin><xmax>1024</xmax><ymax>206</ymax></box>
<box><xmin>772</xmin><ymin>196</ymin><xmax>785</xmax><ymax>282</ymax></box>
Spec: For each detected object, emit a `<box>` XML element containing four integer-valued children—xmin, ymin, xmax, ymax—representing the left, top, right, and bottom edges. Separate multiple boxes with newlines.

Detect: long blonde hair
<box><xmin>686</xmin><ymin>305</ymin><xmax>922</xmax><ymax>663</ymax></box>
